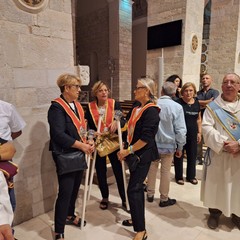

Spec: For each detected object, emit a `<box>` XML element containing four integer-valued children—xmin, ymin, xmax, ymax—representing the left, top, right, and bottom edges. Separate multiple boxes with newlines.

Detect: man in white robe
<box><xmin>201</xmin><ymin>73</ymin><xmax>240</xmax><ymax>230</ymax></box>
<box><xmin>0</xmin><ymin>171</ymin><xmax>14</xmax><ymax>240</ymax></box>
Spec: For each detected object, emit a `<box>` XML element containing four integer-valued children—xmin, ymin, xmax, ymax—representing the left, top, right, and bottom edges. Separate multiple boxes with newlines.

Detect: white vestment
<box><xmin>201</xmin><ymin>95</ymin><xmax>240</xmax><ymax>217</ymax></box>
<box><xmin>0</xmin><ymin>171</ymin><xmax>13</xmax><ymax>225</ymax></box>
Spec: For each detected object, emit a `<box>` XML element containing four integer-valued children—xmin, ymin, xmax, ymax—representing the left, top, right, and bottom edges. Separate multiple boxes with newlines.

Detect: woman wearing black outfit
<box><xmin>117</xmin><ymin>77</ymin><xmax>160</xmax><ymax>240</ymax></box>
<box><xmin>85</xmin><ymin>81</ymin><xmax>126</xmax><ymax>210</ymax></box>
<box><xmin>48</xmin><ymin>73</ymin><xmax>94</xmax><ymax>240</ymax></box>
<box><xmin>174</xmin><ymin>82</ymin><xmax>201</xmax><ymax>185</ymax></box>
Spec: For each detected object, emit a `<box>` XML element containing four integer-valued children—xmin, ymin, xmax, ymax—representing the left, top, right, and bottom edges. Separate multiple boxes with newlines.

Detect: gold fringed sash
<box><xmin>88</xmin><ymin>99</ymin><xmax>115</xmax><ymax>132</ymax></box>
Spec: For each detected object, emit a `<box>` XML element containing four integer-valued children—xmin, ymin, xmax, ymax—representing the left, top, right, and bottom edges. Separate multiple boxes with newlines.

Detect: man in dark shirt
<box><xmin>197</xmin><ymin>74</ymin><xmax>219</xmax><ymax>164</ymax></box>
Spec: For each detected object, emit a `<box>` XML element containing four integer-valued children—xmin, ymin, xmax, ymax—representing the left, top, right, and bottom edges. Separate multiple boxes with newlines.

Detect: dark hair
<box><xmin>166</xmin><ymin>74</ymin><xmax>182</xmax><ymax>88</ymax></box>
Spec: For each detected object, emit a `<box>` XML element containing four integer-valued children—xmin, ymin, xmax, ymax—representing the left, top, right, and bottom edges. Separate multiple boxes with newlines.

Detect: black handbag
<box><xmin>125</xmin><ymin>153</ymin><xmax>140</xmax><ymax>172</ymax></box>
<box><xmin>53</xmin><ymin>150</ymin><xmax>87</xmax><ymax>175</ymax></box>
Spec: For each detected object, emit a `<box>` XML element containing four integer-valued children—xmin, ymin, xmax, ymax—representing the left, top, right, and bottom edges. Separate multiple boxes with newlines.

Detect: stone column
<box><xmin>108</xmin><ymin>0</ymin><xmax>132</xmax><ymax>101</ymax></box>
<box><xmin>207</xmin><ymin>0</ymin><xmax>240</xmax><ymax>86</ymax></box>
<box><xmin>182</xmin><ymin>0</ymin><xmax>205</xmax><ymax>88</ymax></box>
<box><xmin>147</xmin><ymin>0</ymin><xmax>204</xmax><ymax>90</ymax></box>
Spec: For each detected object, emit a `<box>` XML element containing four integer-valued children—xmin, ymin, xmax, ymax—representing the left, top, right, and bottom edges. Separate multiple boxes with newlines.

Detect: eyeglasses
<box><xmin>222</xmin><ymin>80</ymin><xmax>240</xmax><ymax>86</ymax></box>
<box><xmin>135</xmin><ymin>86</ymin><xmax>147</xmax><ymax>90</ymax></box>
<box><xmin>69</xmin><ymin>85</ymin><xmax>81</xmax><ymax>89</ymax></box>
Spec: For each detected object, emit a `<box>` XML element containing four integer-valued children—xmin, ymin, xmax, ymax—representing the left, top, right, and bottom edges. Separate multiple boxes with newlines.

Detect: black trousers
<box><xmin>174</xmin><ymin>135</ymin><xmax>197</xmax><ymax>181</ymax></box>
<box><xmin>55</xmin><ymin>170</ymin><xmax>83</xmax><ymax>233</ymax></box>
<box><xmin>95</xmin><ymin>149</ymin><xmax>126</xmax><ymax>203</ymax></box>
<box><xmin>128</xmin><ymin>160</ymin><xmax>151</xmax><ymax>232</ymax></box>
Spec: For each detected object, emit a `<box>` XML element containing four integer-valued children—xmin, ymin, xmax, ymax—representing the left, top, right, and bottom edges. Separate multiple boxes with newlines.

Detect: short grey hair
<box><xmin>162</xmin><ymin>82</ymin><xmax>177</xmax><ymax>96</ymax></box>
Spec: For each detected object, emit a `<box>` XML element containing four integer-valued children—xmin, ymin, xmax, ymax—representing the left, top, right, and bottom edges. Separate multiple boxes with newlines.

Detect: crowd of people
<box><xmin>1</xmin><ymin>72</ymin><xmax>240</xmax><ymax>240</ymax></box>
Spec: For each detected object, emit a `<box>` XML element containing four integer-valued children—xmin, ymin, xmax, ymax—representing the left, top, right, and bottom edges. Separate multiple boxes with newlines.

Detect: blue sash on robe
<box><xmin>207</xmin><ymin>101</ymin><xmax>240</xmax><ymax>141</ymax></box>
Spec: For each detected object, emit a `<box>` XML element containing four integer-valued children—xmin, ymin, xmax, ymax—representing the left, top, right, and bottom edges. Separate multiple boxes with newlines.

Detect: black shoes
<box><xmin>147</xmin><ymin>195</ymin><xmax>154</xmax><ymax>202</ymax></box>
<box><xmin>122</xmin><ymin>219</ymin><xmax>133</xmax><ymax>227</ymax></box>
<box><xmin>207</xmin><ymin>214</ymin><xmax>220</xmax><ymax>229</ymax></box>
<box><xmin>176</xmin><ymin>179</ymin><xmax>184</xmax><ymax>185</ymax></box>
<box><xmin>207</xmin><ymin>212</ymin><xmax>240</xmax><ymax>230</ymax></box>
<box><xmin>99</xmin><ymin>200</ymin><xmax>109</xmax><ymax>210</ymax></box>
<box><xmin>159</xmin><ymin>198</ymin><xmax>176</xmax><ymax>207</ymax></box>
<box><xmin>187</xmin><ymin>178</ymin><xmax>198</xmax><ymax>185</ymax></box>
<box><xmin>65</xmin><ymin>215</ymin><xmax>86</xmax><ymax>227</ymax></box>
<box><xmin>232</xmin><ymin>214</ymin><xmax>240</xmax><ymax>230</ymax></box>
<box><xmin>55</xmin><ymin>233</ymin><xmax>64</xmax><ymax>240</ymax></box>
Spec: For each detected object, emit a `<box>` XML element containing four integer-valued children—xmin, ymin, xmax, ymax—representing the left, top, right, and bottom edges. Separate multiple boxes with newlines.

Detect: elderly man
<box><xmin>146</xmin><ymin>82</ymin><xmax>186</xmax><ymax>207</ymax></box>
<box><xmin>0</xmin><ymin>138</ymin><xmax>15</xmax><ymax>240</ymax></box>
<box><xmin>0</xmin><ymin>100</ymin><xmax>26</xmax><ymax>211</ymax></box>
<box><xmin>0</xmin><ymin>171</ymin><xmax>14</xmax><ymax>240</ymax></box>
<box><xmin>201</xmin><ymin>73</ymin><xmax>240</xmax><ymax>230</ymax></box>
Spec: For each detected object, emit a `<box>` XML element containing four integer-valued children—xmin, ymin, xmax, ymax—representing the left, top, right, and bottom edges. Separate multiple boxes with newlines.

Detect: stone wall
<box><xmin>146</xmin><ymin>0</ymin><xmax>186</xmax><ymax>87</ymax></box>
<box><xmin>146</xmin><ymin>0</ymin><xmax>204</xmax><ymax>90</ymax></box>
<box><xmin>207</xmin><ymin>0</ymin><xmax>240</xmax><ymax>89</ymax></box>
<box><xmin>76</xmin><ymin>1</ymin><xmax>109</xmax><ymax>101</ymax></box>
<box><xmin>77</xmin><ymin>0</ymin><xmax>132</xmax><ymax>101</ymax></box>
<box><xmin>0</xmin><ymin>0</ymin><xmax>77</xmax><ymax>224</ymax></box>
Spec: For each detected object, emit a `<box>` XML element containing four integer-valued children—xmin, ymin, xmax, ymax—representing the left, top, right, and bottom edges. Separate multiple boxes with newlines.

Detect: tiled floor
<box><xmin>14</xmin><ymin>163</ymin><xmax>239</xmax><ymax>240</ymax></box>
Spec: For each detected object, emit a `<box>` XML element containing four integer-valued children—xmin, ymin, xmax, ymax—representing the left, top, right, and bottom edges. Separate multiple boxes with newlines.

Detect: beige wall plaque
<box><xmin>191</xmin><ymin>35</ymin><xmax>198</xmax><ymax>53</ymax></box>
<box><xmin>13</xmin><ymin>0</ymin><xmax>49</xmax><ymax>13</ymax></box>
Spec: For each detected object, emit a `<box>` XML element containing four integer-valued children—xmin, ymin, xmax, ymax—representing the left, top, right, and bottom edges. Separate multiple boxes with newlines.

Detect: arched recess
<box><xmin>90</xmin><ymin>52</ymin><xmax>99</xmax><ymax>85</ymax></box>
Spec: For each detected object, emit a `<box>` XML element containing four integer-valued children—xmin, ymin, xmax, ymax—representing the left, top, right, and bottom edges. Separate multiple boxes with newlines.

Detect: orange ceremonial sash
<box><xmin>54</xmin><ymin>97</ymin><xmax>87</xmax><ymax>142</ymax></box>
<box><xmin>127</xmin><ymin>102</ymin><xmax>158</xmax><ymax>144</ymax></box>
<box><xmin>88</xmin><ymin>99</ymin><xmax>115</xmax><ymax>132</ymax></box>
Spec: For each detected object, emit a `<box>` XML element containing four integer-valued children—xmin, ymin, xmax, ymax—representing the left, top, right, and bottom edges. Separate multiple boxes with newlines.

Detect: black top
<box><xmin>176</xmin><ymin>98</ymin><xmax>200</xmax><ymax>138</ymax></box>
<box><xmin>48</xmin><ymin>96</ymin><xmax>82</xmax><ymax>153</ymax></box>
<box><xmin>129</xmin><ymin>103</ymin><xmax>160</xmax><ymax>161</ymax></box>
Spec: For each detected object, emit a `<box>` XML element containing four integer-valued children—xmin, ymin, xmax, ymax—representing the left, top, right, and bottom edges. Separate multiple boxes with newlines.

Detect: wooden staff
<box><xmin>87</xmin><ymin>107</ymin><xmax>105</xmax><ymax>200</ymax></box>
<box><xmin>115</xmin><ymin>110</ymin><xmax>130</xmax><ymax>211</ymax></box>
<box><xmin>81</xmin><ymin>129</ymin><xmax>95</xmax><ymax>229</ymax></box>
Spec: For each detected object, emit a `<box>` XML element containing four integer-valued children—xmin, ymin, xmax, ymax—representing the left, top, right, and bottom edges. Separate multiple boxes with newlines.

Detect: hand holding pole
<box><xmin>87</xmin><ymin>107</ymin><xmax>105</xmax><ymax>200</ymax></box>
<box><xmin>81</xmin><ymin>129</ymin><xmax>95</xmax><ymax>229</ymax></box>
<box><xmin>115</xmin><ymin>110</ymin><xmax>130</xmax><ymax>211</ymax></box>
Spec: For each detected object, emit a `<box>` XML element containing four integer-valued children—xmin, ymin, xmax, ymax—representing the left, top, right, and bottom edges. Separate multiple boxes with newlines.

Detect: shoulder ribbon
<box><xmin>127</xmin><ymin>102</ymin><xmax>159</xmax><ymax>144</ymax></box>
<box><xmin>54</xmin><ymin>98</ymin><xmax>86</xmax><ymax>142</ymax></box>
<box><xmin>88</xmin><ymin>99</ymin><xmax>115</xmax><ymax>132</ymax></box>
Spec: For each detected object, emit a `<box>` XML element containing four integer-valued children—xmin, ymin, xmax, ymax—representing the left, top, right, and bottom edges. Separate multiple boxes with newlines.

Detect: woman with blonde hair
<box><xmin>85</xmin><ymin>81</ymin><xmax>126</xmax><ymax>210</ymax></box>
<box><xmin>48</xmin><ymin>73</ymin><xmax>94</xmax><ymax>240</ymax></box>
<box><xmin>118</xmin><ymin>77</ymin><xmax>160</xmax><ymax>240</ymax></box>
<box><xmin>174</xmin><ymin>82</ymin><xmax>201</xmax><ymax>185</ymax></box>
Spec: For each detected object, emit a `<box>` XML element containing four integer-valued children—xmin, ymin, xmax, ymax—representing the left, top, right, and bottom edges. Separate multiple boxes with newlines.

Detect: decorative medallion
<box><xmin>12</xmin><ymin>0</ymin><xmax>49</xmax><ymax>13</ymax></box>
<box><xmin>191</xmin><ymin>35</ymin><xmax>198</xmax><ymax>53</ymax></box>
